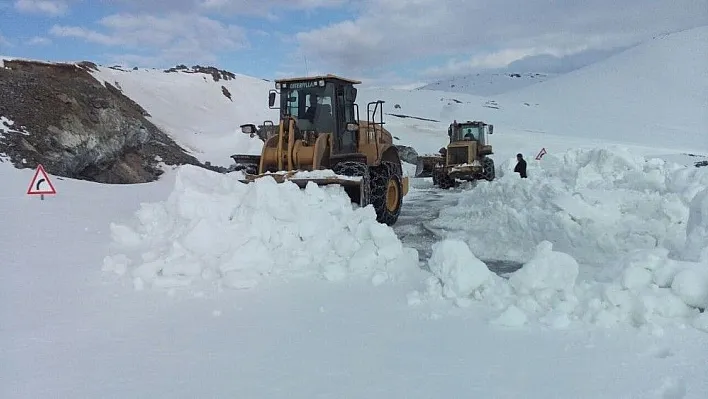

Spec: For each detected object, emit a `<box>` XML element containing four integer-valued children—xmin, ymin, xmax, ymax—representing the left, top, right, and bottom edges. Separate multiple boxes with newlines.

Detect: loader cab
<box><xmin>449</xmin><ymin>120</ymin><xmax>493</xmax><ymax>145</ymax></box>
<box><xmin>269</xmin><ymin>75</ymin><xmax>361</xmax><ymax>154</ymax></box>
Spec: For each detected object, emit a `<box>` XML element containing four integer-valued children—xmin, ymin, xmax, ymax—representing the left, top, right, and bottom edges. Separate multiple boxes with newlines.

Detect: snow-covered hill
<box><xmin>88</xmin><ymin>65</ymin><xmax>277</xmax><ymax>167</ymax></box>
<box><xmin>417</xmin><ymin>72</ymin><xmax>557</xmax><ymax>96</ymax></box>
<box><xmin>494</xmin><ymin>26</ymin><xmax>708</xmax><ymax>152</ymax></box>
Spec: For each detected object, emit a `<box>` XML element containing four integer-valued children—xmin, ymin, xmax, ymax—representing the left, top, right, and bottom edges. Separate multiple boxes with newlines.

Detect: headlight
<box><xmin>241</xmin><ymin>125</ymin><xmax>254</xmax><ymax>134</ymax></box>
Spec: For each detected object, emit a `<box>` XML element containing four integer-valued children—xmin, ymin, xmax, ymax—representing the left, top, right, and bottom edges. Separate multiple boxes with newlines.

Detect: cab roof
<box><xmin>274</xmin><ymin>74</ymin><xmax>362</xmax><ymax>85</ymax></box>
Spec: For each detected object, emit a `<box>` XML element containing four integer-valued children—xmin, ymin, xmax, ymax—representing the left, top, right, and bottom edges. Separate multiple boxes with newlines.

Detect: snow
<box><xmin>356</xmin><ymin>27</ymin><xmax>708</xmax><ymax>159</ymax></box>
<box><xmin>88</xmin><ymin>66</ymin><xmax>276</xmax><ymax>167</ymax></box>
<box><xmin>427</xmin><ymin>147</ymin><xmax>707</xmax><ymax>265</ymax></box>
<box><xmin>684</xmin><ymin>187</ymin><xmax>708</xmax><ymax>261</ymax></box>
<box><xmin>103</xmin><ymin>165</ymin><xmax>416</xmax><ymax>291</ymax></box>
<box><xmin>418</xmin><ymin>72</ymin><xmax>558</xmax><ymax>96</ymax></box>
<box><xmin>415</xmin><ymin>147</ymin><xmax>708</xmax><ymax>332</ymax></box>
<box><xmin>494</xmin><ymin>27</ymin><xmax>708</xmax><ymax>152</ymax></box>
<box><xmin>267</xmin><ymin>169</ymin><xmax>364</xmax><ymax>181</ymax></box>
<box><xmin>426</xmin><ymin>239</ymin><xmax>492</xmax><ymax>305</ymax></box>
<box><xmin>3</xmin><ymin>26</ymin><xmax>708</xmax><ymax>399</ymax></box>
<box><xmin>0</xmin><ymin>115</ymin><xmax>28</xmax><ymax>137</ymax></box>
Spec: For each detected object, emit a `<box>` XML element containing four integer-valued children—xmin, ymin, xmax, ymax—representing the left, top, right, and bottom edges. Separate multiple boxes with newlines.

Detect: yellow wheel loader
<box><xmin>415</xmin><ymin>120</ymin><xmax>495</xmax><ymax>189</ymax></box>
<box><xmin>230</xmin><ymin>74</ymin><xmax>409</xmax><ymax>226</ymax></box>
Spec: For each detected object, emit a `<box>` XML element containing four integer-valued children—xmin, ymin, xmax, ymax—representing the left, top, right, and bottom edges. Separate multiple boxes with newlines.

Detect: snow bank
<box><xmin>413</xmin><ymin>240</ymin><xmax>707</xmax><ymax>332</ymax></box>
<box><xmin>414</xmin><ymin>147</ymin><xmax>708</xmax><ymax>333</ymax></box>
<box><xmin>102</xmin><ymin>165</ymin><xmax>418</xmax><ymax>291</ymax></box>
<box><xmin>428</xmin><ymin>147</ymin><xmax>708</xmax><ymax>265</ymax></box>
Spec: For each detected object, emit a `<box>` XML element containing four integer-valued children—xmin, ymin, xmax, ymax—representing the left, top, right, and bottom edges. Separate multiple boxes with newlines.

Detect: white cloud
<box><xmin>49</xmin><ymin>13</ymin><xmax>248</xmax><ymax>67</ymax></box>
<box><xmin>50</xmin><ymin>25</ymin><xmax>119</xmax><ymax>45</ymax></box>
<box><xmin>295</xmin><ymin>0</ymin><xmax>708</xmax><ymax>78</ymax></box>
<box><xmin>26</xmin><ymin>36</ymin><xmax>52</xmax><ymax>46</ymax></box>
<box><xmin>14</xmin><ymin>0</ymin><xmax>69</xmax><ymax>16</ymax></box>
<box><xmin>110</xmin><ymin>0</ymin><xmax>348</xmax><ymax>17</ymax></box>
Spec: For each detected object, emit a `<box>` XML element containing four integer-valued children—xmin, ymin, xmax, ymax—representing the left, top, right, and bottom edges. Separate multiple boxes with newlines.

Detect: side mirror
<box><xmin>268</xmin><ymin>91</ymin><xmax>276</xmax><ymax>108</ymax></box>
<box><xmin>489</xmin><ymin>125</ymin><xmax>494</xmax><ymax>135</ymax></box>
<box><xmin>346</xmin><ymin>122</ymin><xmax>359</xmax><ymax>132</ymax></box>
<box><xmin>240</xmin><ymin>123</ymin><xmax>257</xmax><ymax>137</ymax></box>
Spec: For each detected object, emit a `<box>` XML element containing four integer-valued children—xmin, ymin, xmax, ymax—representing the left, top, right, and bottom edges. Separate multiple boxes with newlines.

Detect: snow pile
<box><xmin>413</xmin><ymin>147</ymin><xmax>708</xmax><ymax>333</ymax></box>
<box><xmin>102</xmin><ymin>165</ymin><xmax>418</xmax><ymax>291</ymax></box>
<box><xmin>0</xmin><ymin>116</ymin><xmax>28</xmax><ymax>137</ymax></box>
<box><xmin>425</xmin><ymin>239</ymin><xmax>493</xmax><ymax>305</ymax></box>
<box><xmin>412</xmin><ymin>240</ymin><xmax>708</xmax><ymax>332</ymax></box>
<box><xmin>427</xmin><ymin>147</ymin><xmax>708</xmax><ymax>265</ymax></box>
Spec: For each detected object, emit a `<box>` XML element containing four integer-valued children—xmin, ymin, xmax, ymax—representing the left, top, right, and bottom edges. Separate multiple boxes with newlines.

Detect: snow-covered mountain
<box><xmin>494</xmin><ymin>26</ymin><xmax>708</xmax><ymax>152</ymax></box>
<box><xmin>2</xmin><ymin>25</ymin><xmax>708</xmax><ymax>399</ymax></box>
<box><xmin>417</xmin><ymin>72</ymin><xmax>558</xmax><ymax>96</ymax></box>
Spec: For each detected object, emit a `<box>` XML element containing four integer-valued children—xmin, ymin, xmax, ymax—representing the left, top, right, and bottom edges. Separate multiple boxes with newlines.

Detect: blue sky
<box><xmin>1</xmin><ymin>0</ymin><xmax>706</xmax><ymax>87</ymax></box>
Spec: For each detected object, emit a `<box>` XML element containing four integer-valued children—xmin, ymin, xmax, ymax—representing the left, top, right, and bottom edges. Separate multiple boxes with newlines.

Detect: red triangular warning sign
<box><xmin>27</xmin><ymin>164</ymin><xmax>57</xmax><ymax>195</ymax></box>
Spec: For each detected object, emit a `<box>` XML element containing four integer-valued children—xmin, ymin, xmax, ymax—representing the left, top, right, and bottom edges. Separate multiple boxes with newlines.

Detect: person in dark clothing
<box><xmin>303</xmin><ymin>95</ymin><xmax>318</xmax><ymax>122</ymax></box>
<box><xmin>514</xmin><ymin>153</ymin><xmax>527</xmax><ymax>178</ymax></box>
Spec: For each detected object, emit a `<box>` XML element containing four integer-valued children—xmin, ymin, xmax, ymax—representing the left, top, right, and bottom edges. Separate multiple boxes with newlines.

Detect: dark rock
<box><xmin>221</xmin><ymin>85</ymin><xmax>232</xmax><ymax>101</ymax></box>
<box><xmin>164</xmin><ymin>64</ymin><xmax>237</xmax><ymax>82</ymax></box>
<box><xmin>0</xmin><ymin>59</ymin><xmax>203</xmax><ymax>184</ymax></box>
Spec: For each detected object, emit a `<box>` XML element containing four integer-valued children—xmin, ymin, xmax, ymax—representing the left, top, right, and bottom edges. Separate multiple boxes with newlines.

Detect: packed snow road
<box><xmin>393</xmin><ymin>176</ymin><xmax>523</xmax><ymax>275</ymax></box>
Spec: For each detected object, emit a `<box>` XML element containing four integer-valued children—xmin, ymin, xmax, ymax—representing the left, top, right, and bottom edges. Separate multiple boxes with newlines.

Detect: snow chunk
<box><xmin>290</xmin><ymin>169</ymin><xmax>362</xmax><ymax>181</ymax></box>
<box><xmin>684</xmin><ymin>187</ymin><xmax>708</xmax><ymax>262</ymax></box>
<box><xmin>0</xmin><ymin>116</ymin><xmax>29</xmax><ymax>137</ymax></box>
<box><xmin>671</xmin><ymin>268</ymin><xmax>708</xmax><ymax>309</ymax></box>
<box><xmin>491</xmin><ymin>305</ymin><xmax>528</xmax><ymax>327</ymax></box>
<box><xmin>427</xmin><ymin>239</ymin><xmax>492</xmax><ymax>301</ymax></box>
<box><xmin>419</xmin><ymin>240</ymin><xmax>708</xmax><ymax>333</ymax></box>
<box><xmin>508</xmin><ymin>241</ymin><xmax>579</xmax><ymax>295</ymax></box>
<box><xmin>103</xmin><ymin>165</ymin><xmax>417</xmax><ymax>291</ymax></box>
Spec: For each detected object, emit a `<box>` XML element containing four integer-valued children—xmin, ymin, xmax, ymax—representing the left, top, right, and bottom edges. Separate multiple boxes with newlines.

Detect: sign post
<box><xmin>26</xmin><ymin>164</ymin><xmax>57</xmax><ymax>200</ymax></box>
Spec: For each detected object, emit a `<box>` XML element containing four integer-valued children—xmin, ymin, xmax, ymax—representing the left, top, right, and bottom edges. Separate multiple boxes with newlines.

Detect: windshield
<box><xmin>280</xmin><ymin>82</ymin><xmax>335</xmax><ymax>133</ymax></box>
<box><xmin>451</xmin><ymin>124</ymin><xmax>482</xmax><ymax>141</ymax></box>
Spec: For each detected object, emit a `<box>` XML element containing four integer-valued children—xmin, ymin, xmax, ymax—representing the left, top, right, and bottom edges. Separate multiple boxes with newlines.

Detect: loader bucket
<box><xmin>237</xmin><ymin>172</ymin><xmax>368</xmax><ymax>206</ymax></box>
<box><xmin>415</xmin><ymin>155</ymin><xmax>444</xmax><ymax>177</ymax></box>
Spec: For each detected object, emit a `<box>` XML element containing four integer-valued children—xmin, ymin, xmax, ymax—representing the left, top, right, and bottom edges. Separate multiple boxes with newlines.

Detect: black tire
<box><xmin>370</xmin><ymin>162</ymin><xmax>403</xmax><ymax>225</ymax></box>
<box><xmin>434</xmin><ymin>169</ymin><xmax>455</xmax><ymax>189</ymax></box>
<box><xmin>482</xmin><ymin>157</ymin><xmax>495</xmax><ymax>181</ymax></box>
<box><xmin>385</xmin><ymin>159</ymin><xmax>403</xmax><ymax>178</ymax></box>
<box><xmin>332</xmin><ymin>161</ymin><xmax>371</xmax><ymax>207</ymax></box>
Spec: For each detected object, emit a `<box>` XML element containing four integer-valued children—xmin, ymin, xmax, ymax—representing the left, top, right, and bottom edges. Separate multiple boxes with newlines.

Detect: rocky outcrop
<box><xmin>0</xmin><ymin>59</ymin><xmax>203</xmax><ymax>184</ymax></box>
<box><xmin>164</xmin><ymin>64</ymin><xmax>236</xmax><ymax>82</ymax></box>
